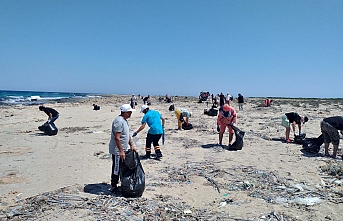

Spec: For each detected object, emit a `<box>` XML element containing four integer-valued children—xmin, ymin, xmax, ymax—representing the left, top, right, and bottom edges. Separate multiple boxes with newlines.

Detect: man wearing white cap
<box><xmin>132</xmin><ymin>105</ymin><xmax>165</xmax><ymax>159</ymax></box>
<box><xmin>108</xmin><ymin>104</ymin><xmax>136</xmax><ymax>192</ymax></box>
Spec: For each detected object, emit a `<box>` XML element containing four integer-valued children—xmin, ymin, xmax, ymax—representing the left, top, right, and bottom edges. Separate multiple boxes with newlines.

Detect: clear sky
<box><xmin>1</xmin><ymin>0</ymin><xmax>342</xmax><ymax>98</ymax></box>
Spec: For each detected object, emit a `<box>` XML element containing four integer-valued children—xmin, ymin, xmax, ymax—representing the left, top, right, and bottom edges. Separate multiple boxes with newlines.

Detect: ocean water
<box><xmin>0</xmin><ymin>90</ymin><xmax>101</xmax><ymax>106</ymax></box>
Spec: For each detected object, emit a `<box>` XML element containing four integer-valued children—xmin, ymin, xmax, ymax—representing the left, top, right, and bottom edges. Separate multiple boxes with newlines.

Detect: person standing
<box><xmin>217</xmin><ymin>104</ymin><xmax>237</xmax><ymax>146</ymax></box>
<box><xmin>281</xmin><ymin>112</ymin><xmax>308</xmax><ymax>143</ymax></box>
<box><xmin>225</xmin><ymin>92</ymin><xmax>232</xmax><ymax>105</ymax></box>
<box><xmin>264</xmin><ymin>99</ymin><xmax>273</xmax><ymax>107</ymax></box>
<box><xmin>219</xmin><ymin>93</ymin><xmax>225</xmax><ymax>107</ymax></box>
<box><xmin>320</xmin><ymin>116</ymin><xmax>343</xmax><ymax>159</ymax></box>
<box><xmin>175</xmin><ymin>108</ymin><xmax>192</xmax><ymax>130</ymax></box>
<box><xmin>108</xmin><ymin>104</ymin><xmax>136</xmax><ymax>192</ymax></box>
<box><xmin>39</xmin><ymin>106</ymin><xmax>59</xmax><ymax>129</ymax></box>
<box><xmin>237</xmin><ymin>93</ymin><xmax>244</xmax><ymax>111</ymax></box>
<box><xmin>130</xmin><ymin>94</ymin><xmax>136</xmax><ymax>109</ymax></box>
<box><xmin>132</xmin><ymin>105</ymin><xmax>165</xmax><ymax>159</ymax></box>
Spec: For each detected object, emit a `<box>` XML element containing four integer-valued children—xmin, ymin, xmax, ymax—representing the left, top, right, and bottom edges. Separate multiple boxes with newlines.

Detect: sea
<box><xmin>0</xmin><ymin>90</ymin><xmax>102</xmax><ymax>106</ymax></box>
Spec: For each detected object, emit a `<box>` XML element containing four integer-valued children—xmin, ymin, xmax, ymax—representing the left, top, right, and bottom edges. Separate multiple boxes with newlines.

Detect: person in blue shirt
<box><xmin>132</xmin><ymin>105</ymin><xmax>165</xmax><ymax>159</ymax></box>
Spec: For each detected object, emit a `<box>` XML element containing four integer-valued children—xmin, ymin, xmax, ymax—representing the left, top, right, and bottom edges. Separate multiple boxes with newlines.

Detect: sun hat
<box><xmin>120</xmin><ymin>104</ymin><xmax>136</xmax><ymax>112</ymax></box>
<box><xmin>140</xmin><ymin>105</ymin><xmax>149</xmax><ymax>113</ymax></box>
<box><xmin>223</xmin><ymin>104</ymin><xmax>230</xmax><ymax>112</ymax></box>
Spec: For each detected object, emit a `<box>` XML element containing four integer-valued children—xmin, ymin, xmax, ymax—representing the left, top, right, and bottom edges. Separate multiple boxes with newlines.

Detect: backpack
<box><xmin>120</xmin><ymin>150</ymin><xmax>145</xmax><ymax>197</ymax></box>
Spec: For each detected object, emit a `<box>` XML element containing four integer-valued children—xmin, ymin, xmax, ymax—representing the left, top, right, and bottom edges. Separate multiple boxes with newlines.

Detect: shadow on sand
<box><xmin>201</xmin><ymin>143</ymin><xmax>238</xmax><ymax>151</ymax></box>
<box><xmin>84</xmin><ymin>183</ymin><xmax>121</xmax><ymax>196</ymax></box>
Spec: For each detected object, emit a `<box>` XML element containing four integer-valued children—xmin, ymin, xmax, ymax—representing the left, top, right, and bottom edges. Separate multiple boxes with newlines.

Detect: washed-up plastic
<box><xmin>289</xmin><ymin>197</ymin><xmax>323</xmax><ymax>205</ymax></box>
<box><xmin>132</xmin><ymin>136</ymin><xmax>142</xmax><ymax>146</ymax></box>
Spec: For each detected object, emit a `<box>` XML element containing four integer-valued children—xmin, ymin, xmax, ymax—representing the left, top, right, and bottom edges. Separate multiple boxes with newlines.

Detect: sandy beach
<box><xmin>0</xmin><ymin>95</ymin><xmax>342</xmax><ymax>220</ymax></box>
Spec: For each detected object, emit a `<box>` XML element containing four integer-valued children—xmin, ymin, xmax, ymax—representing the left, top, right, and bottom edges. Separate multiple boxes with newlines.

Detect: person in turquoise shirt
<box><xmin>133</xmin><ymin>105</ymin><xmax>165</xmax><ymax>159</ymax></box>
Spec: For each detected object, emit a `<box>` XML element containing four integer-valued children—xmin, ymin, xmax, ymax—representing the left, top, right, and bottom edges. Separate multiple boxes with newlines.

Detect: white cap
<box><xmin>120</xmin><ymin>104</ymin><xmax>136</xmax><ymax>112</ymax></box>
<box><xmin>140</xmin><ymin>105</ymin><xmax>149</xmax><ymax>113</ymax></box>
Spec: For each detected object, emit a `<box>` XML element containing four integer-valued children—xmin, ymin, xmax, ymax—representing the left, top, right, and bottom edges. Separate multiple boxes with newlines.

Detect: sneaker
<box><xmin>156</xmin><ymin>152</ymin><xmax>163</xmax><ymax>158</ymax></box>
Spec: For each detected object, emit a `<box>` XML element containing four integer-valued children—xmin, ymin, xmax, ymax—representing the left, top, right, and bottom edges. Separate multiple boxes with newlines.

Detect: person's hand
<box><xmin>132</xmin><ymin>132</ymin><xmax>137</xmax><ymax>137</ymax></box>
<box><xmin>131</xmin><ymin>146</ymin><xmax>137</xmax><ymax>152</ymax></box>
<box><xmin>217</xmin><ymin>125</ymin><xmax>220</xmax><ymax>132</ymax></box>
<box><xmin>119</xmin><ymin>150</ymin><xmax>125</xmax><ymax>161</ymax></box>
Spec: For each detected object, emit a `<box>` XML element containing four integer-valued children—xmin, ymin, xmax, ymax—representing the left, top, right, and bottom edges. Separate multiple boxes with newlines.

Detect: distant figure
<box><xmin>39</xmin><ymin>106</ymin><xmax>59</xmax><ymax>129</ymax></box>
<box><xmin>143</xmin><ymin>95</ymin><xmax>150</xmax><ymax>105</ymax></box>
<box><xmin>175</xmin><ymin>108</ymin><xmax>192</xmax><ymax>130</ymax></box>
<box><xmin>108</xmin><ymin>104</ymin><xmax>136</xmax><ymax>193</ymax></box>
<box><xmin>93</xmin><ymin>104</ymin><xmax>100</xmax><ymax>111</ymax></box>
<box><xmin>219</xmin><ymin>93</ymin><xmax>225</xmax><ymax>106</ymax></box>
<box><xmin>281</xmin><ymin>112</ymin><xmax>308</xmax><ymax>143</ymax></box>
<box><xmin>237</xmin><ymin>93</ymin><xmax>244</xmax><ymax>111</ymax></box>
<box><xmin>217</xmin><ymin>104</ymin><xmax>237</xmax><ymax>146</ymax></box>
<box><xmin>132</xmin><ymin>105</ymin><xmax>165</xmax><ymax>159</ymax></box>
<box><xmin>264</xmin><ymin>99</ymin><xmax>273</xmax><ymax>107</ymax></box>
<box><xmin>130</xmin><ymin>94</ymin><xmax>137</xmax><ymax>109</ymax></box>
<box><xmin>225</xmin><ymin>92</ymin><xmax>232</xmax><ymax>105</ymax></box>
<box><xmin>320</xmin><ymin>116</ymin><xmax>343</xmax><ymax>159</ymax></box>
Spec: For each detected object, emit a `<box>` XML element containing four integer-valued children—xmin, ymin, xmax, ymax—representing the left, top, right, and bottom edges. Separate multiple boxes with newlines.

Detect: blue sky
<box><xmin>1</xmin><ymin>0</ymin><xmax>342</xmax><ymax>98</ymax></box>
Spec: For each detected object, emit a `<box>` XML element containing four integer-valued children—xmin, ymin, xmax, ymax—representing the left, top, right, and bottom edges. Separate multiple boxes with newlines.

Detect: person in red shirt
<box><xmin>217</xmin><ymin>104</ymin><xmax>237</xmax><ymax>146</ymax></box>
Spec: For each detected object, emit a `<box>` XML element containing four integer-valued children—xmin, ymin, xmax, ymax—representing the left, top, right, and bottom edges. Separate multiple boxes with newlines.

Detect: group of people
<box><xmin>38</xmin><ymin>96</ymin><xmax>343</xmax><ymax>195</ymax></box>
<box><xmin>281</xmin><ymin>112</ymin><xmax>343</xmax><ymax>159</ymax></box>
<box><xmin>108</xmin><ymin>103</ymin><xmax>165</xmax><ymax>192</ymax></box>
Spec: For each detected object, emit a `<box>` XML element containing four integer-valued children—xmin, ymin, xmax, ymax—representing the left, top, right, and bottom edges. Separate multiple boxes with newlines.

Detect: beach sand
<box><xmin>0</xmin><ymin>96</ymin><xmax>342</xmax><ymax>220</ymax></box>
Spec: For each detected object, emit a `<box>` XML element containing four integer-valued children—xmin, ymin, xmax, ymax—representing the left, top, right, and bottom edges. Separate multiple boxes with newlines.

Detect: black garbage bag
<box><xmin>182</xmin><ymin>122</ymin><xmax>193</xmax><ymax>130</ymax></box>
<box><xmin>38</xmin><ymin>122</ymin><xmax>58</xmax><ymax>136</ymax></box>
<box><xmin>229</xmin><ymin>125</ymin><xmax>245</xmax><ymax>150</ymax></box>
<box><xmin>294</xmin><ymin>133</ymin><xmax>306</xmax><ymax>144</ymax></box>
<box><xmin>120</xmin><ymin>150</ymin><xmax>145</xmax><ymax>198</ymax></box>
<box><xmin>204</xmin><ymin>108</ymin><xmax>217</xmax><ymax>116</ymax></box>
<box><xmin>169</xmin><ymin>104</ymin><xmax>175</xmax><ymax>111</ymax></box>
<box><xmin>302</xmin><ymin>134</ymin><xmax>324</xmax><ymax>153</ymax></box>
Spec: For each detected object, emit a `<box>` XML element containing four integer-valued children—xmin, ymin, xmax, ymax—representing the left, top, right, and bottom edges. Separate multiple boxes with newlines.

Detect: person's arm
<box><xmin>114</xmin><ymin>132</ymin><xmax>126</xmax><ymax>161</ymax></box>
<box><xmin>135</xmin><ymin>123</ymin><xmax>146</xmax><ymax>134</ymax></box>
<box><xmin>129</xmin><ymin>136</ymin><xmax>136</xmax><ymax>152</ymax></box>
<box><xmin>161</xmin><ymin>116</ymin><xmax>165</xmax><ymax>128</ymax></box>
<box><xmin>291</xmin><ymin>122</ymin><xmax>296</xmax><ymax>133</ymax></box>
<box><xmin>298</xmin><ymin>124</ymin><xmax>302</xmax><ymax>134</ymax></box>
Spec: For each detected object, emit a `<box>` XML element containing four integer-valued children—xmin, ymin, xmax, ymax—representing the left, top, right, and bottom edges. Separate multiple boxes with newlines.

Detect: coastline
<box><xmin>0</xmin><ymin>95</ymin><xmax>342</xmax><ymax>220</ymax></box>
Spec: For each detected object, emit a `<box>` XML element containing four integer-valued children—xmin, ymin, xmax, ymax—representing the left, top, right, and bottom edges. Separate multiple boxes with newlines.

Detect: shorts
<box><xmin>218</xmin><ymin>122</ymin><xmax>234</xmax><ymax>133</ymax></box>
<box><xmin>281</xmin><ymin>114</ymin><xmax>290</xmax><ymax>127</ymax></box>
<box><xmin>320</xmin><ymin>121</ymin><xmax>340</xmax><ymax>145</ymax></box>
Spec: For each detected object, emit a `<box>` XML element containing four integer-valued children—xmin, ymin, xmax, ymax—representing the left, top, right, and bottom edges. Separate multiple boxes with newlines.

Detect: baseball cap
<box><xmin>140</xmin><ymin>105</ymin><xmax>149</xmax><ymax>113</ymax></box>
<box><xmin>120</xmin><ymin>104</ymin><xmax>136</xmax><ymax>112</ymax></box>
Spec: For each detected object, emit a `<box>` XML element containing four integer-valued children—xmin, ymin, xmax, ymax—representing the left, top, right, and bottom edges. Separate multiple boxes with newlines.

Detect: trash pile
<box><xmin>1</xmin><ymin>161</ymin><xmax>342</xmax><ymax>220</ymax></box>
<box><xmin>153</xmin><ymin>160</ymin><xmax>343</xmax><ymax>207</ymax></box>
